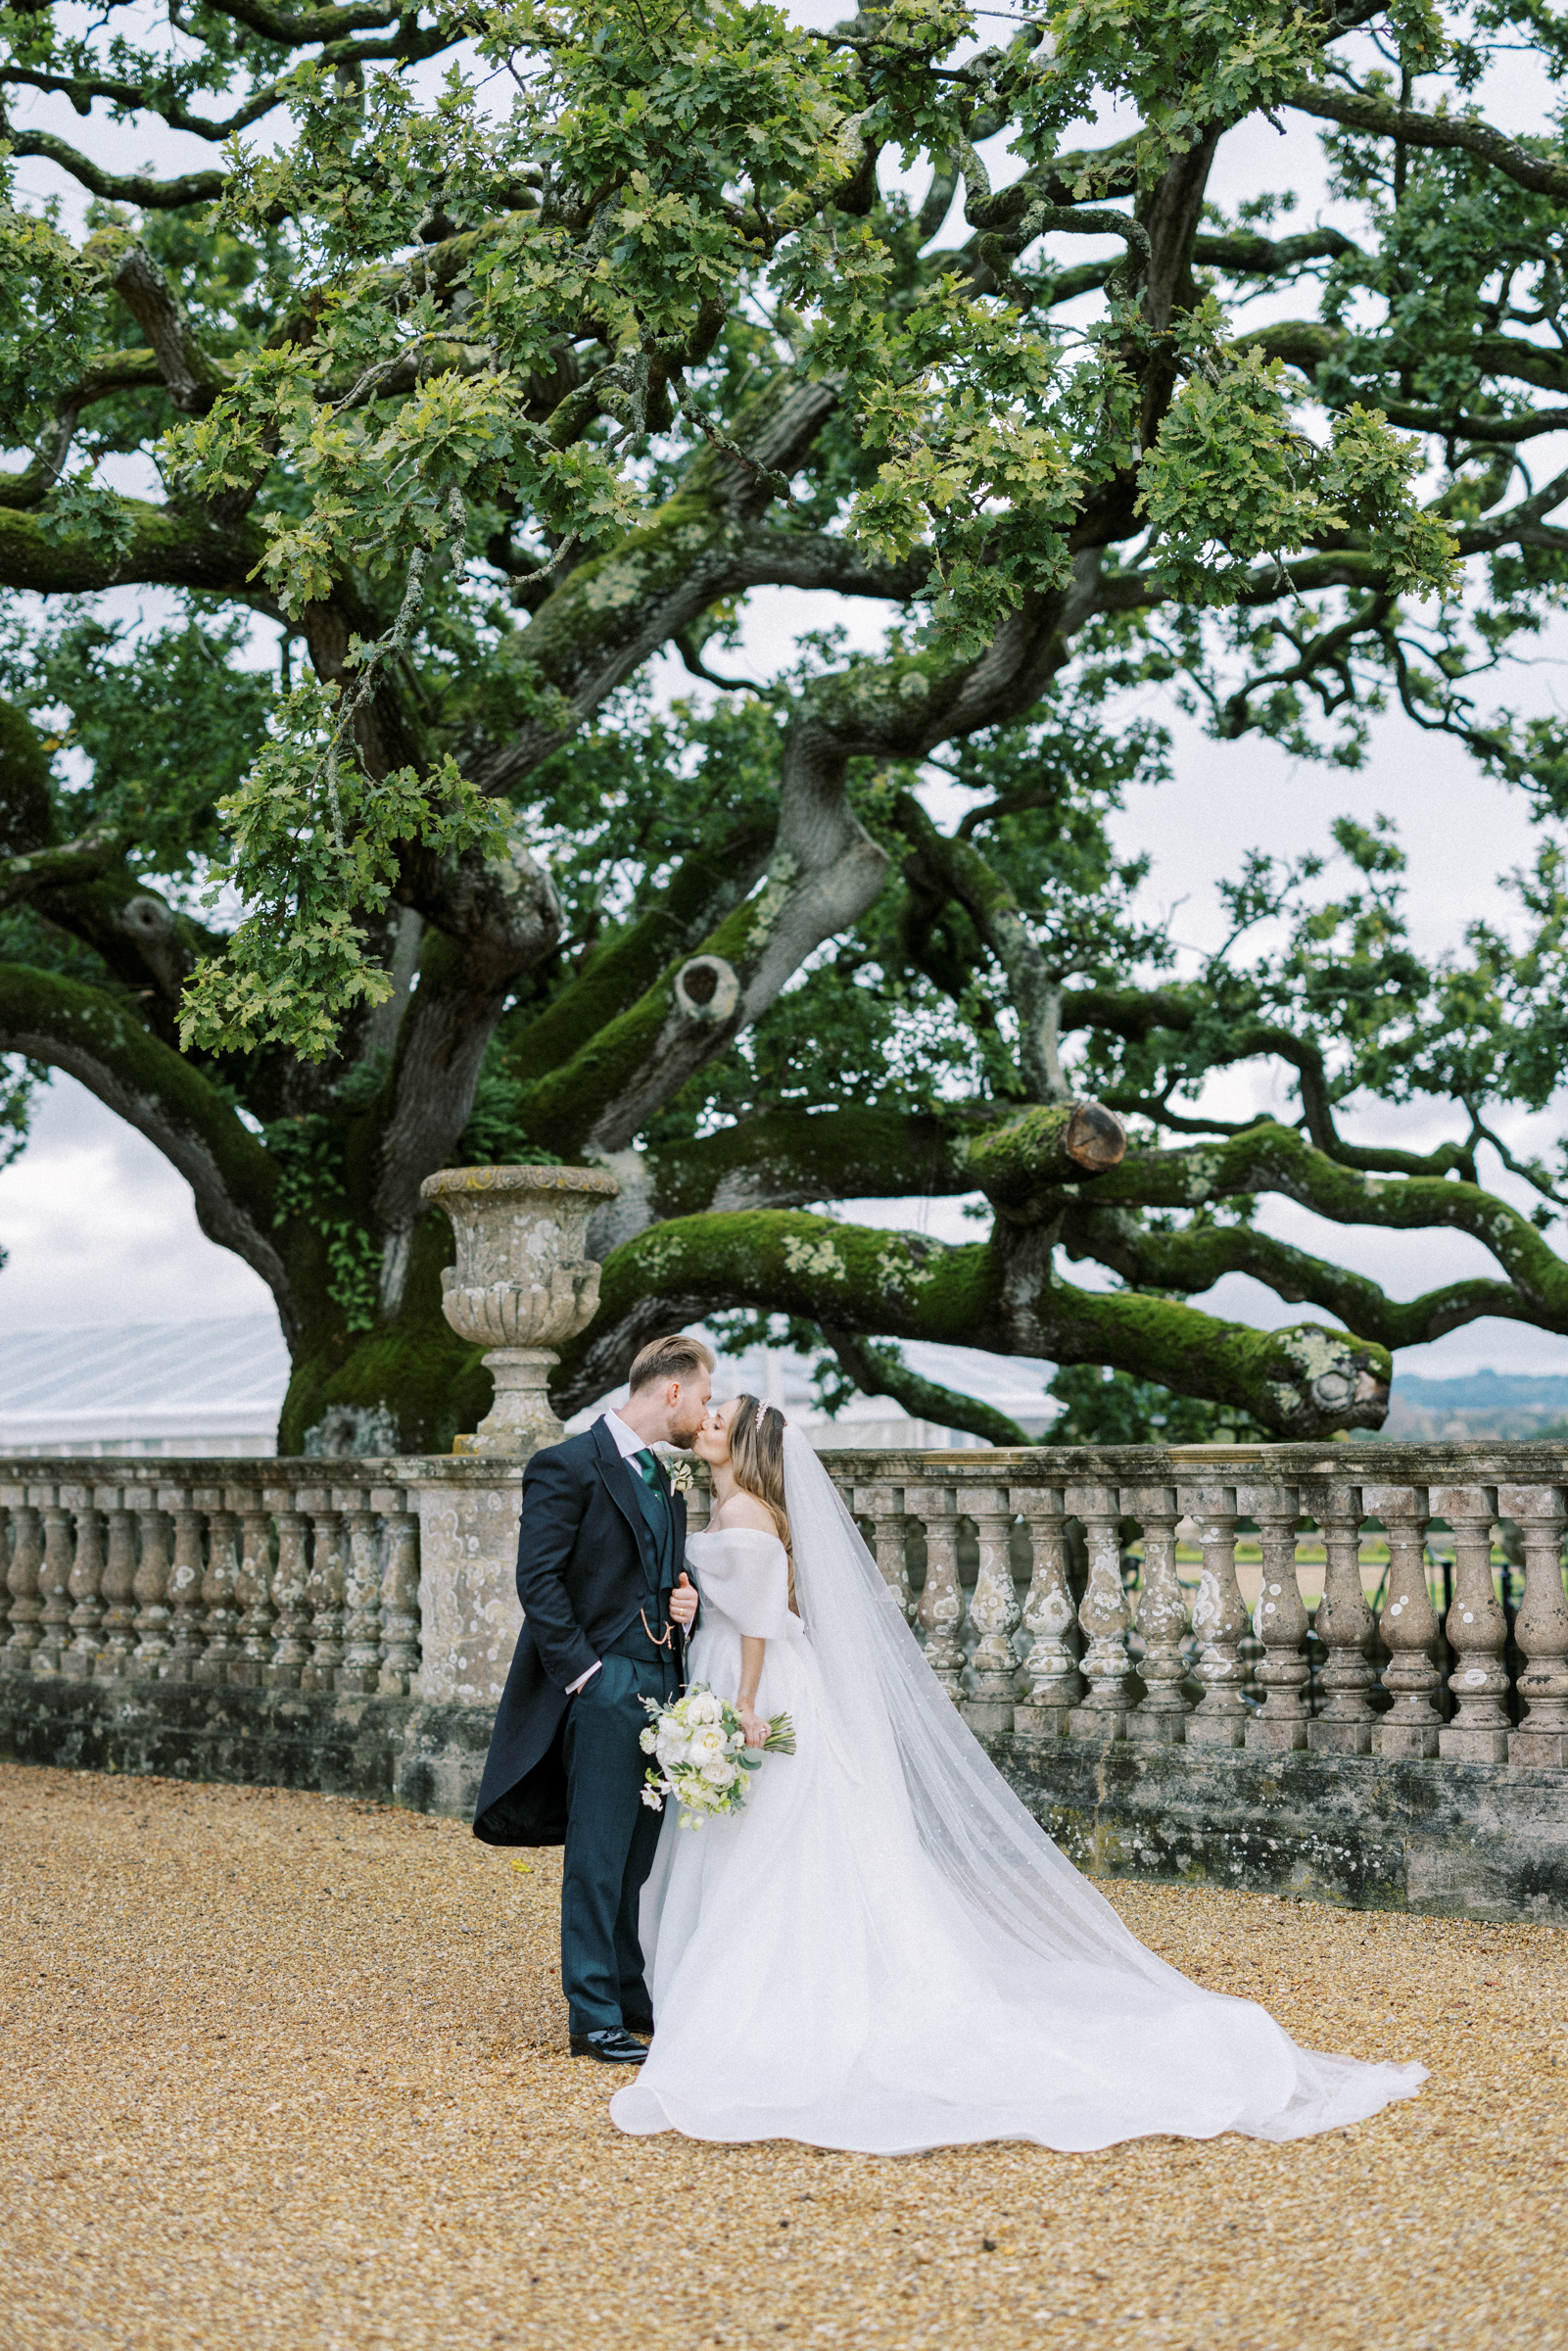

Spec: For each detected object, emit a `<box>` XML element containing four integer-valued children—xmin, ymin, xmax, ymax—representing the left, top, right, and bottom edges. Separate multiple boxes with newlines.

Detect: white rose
<box><xmin>689</xmin><ymin>1725</ymin><xmax>726</xmax><ymax>1763</ymax></box>
<box><xmin>699</xmin><ymin>1757</ymin><xmax>735</xmax><ymax>1786</ymax></box>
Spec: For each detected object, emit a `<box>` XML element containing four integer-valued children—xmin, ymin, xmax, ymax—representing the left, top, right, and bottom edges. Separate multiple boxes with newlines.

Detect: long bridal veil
<box><xmin>781</xmin><ymin>1427</ymin><xmax>1425</xmax><ymax>2141</ymax></box>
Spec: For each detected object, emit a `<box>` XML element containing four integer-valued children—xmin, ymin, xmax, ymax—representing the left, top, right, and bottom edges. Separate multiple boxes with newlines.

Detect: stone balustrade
<box><xmin>816</xmin><ymin>1446</ymin><xmax>1568</xmax><ymax>1769</ymax></box>
<box><xmin>1</xmin><ymin>1439</ymin><xmax>1564</xmax><ymax>1765</ymax></box>
<box><xmin>0</xmin><ymin>1461</ymin><xmax>422</xmax><ymax>1698</ymax></box>
<box><xmin>2</xmin><ymin>1439</ymin><xmax>1566</xmax><ymax>1921</ymax></box>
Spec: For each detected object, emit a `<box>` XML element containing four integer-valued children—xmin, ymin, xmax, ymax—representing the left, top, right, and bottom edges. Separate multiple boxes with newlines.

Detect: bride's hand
<box><xmin>737</xmin><ymin>1703</ymin><xmax>767</xmax><ymax>1750</ymax></box>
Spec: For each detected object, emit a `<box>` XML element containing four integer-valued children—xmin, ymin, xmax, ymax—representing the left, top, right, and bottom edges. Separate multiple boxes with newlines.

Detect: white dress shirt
<box><xmin>563</xmin><ymin>1411</ymin><xmax>652</xmax><ymax>1695</ymax></box>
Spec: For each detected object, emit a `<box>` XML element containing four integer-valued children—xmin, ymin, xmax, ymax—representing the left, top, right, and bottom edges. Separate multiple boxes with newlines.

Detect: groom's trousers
<box><xmin>560</xmin><ymin>1624</ymin><xmax>681</xmax><ymax>2035</ymax></box>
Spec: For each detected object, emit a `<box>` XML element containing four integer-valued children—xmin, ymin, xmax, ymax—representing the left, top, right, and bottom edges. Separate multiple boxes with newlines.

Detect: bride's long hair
<box><xmin>727</xmin><ymin>1395</ymin><xmax>795</xmax><ymax>1610</ymax></box>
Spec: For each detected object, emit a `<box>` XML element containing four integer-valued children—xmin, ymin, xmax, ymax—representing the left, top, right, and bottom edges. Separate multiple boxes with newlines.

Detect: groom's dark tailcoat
<box><xmin>473</xmin><ymin>1417</ymin><xmax>689</xmax><ymax>1847</ymax></box>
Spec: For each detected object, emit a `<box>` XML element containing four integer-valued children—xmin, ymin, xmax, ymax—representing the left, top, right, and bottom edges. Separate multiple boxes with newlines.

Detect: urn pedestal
<box><xmin>419</xmin><ymin>1164</ymin><xmax>619</xmax><ymax>1458</ymax></box>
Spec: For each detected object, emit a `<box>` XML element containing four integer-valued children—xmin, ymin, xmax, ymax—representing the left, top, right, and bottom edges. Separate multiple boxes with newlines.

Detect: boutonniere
<box><xmin>664</xmin><ymin>1458</ymin><xmax>694</xmax><ymax>1494</ymax></box>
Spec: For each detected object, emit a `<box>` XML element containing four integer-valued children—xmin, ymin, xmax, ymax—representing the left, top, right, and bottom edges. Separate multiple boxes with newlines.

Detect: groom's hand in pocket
<box><xmin>669</xmin><ymin>1571</ymin><xmax>698</xmax><ymax>1628</ymax></box>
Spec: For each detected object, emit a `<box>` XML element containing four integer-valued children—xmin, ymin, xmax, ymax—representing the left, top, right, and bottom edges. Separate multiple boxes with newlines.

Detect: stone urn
<box><xmin>419</xmin><ymin>1164</ymin><xmax>619</xmax><ymax>1456</ymax></box>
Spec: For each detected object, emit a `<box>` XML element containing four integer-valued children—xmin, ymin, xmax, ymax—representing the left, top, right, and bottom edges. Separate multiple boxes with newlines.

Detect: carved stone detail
<box><xmin>1068</xmin><ymin>1485</ymin><xmax>1132</xmax><ymax>1741</ymax></box>
<box><xmin>420</xmin><ymin>1163</ymin><xmax>621</xmax><ymax>1457</ymax></box>
<box><xmin>962</xmin><ymin>1487</ymin><xmax>1021</xmax><ymax>1735</ymax></box>
<box><xmin>911</xmin><ymin>1487</ymin><xmax>965</xmax><ymax>1695</ymax></box>
<box><xmin>1182</xmin><ymin>1484</ymin><xmax>1248</xmax><ymax>1748</ymax></box>
<box><xmin>1304</xmin><ymin>1479</ymin><xmax>1374</xmax><ymax>1755</ymax></box>
<box><xmin>1125</xmin><ymin>1487</ymin><xmax>1189</xmax><ymax>1746</ymax></box>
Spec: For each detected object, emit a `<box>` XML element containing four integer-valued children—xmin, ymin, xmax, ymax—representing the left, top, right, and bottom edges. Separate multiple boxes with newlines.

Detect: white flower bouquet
<box><xmin>639</xmin><ymin>1683</ymin><xmax>795</xmax><ymax>1827</ymax></box>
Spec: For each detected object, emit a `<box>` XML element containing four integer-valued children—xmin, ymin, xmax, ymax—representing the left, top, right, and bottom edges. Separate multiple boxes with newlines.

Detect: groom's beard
<box><xmin>666</xmin><ymin>1401</ymin><xmax>707</xmax><ymax>1448</ymax></box>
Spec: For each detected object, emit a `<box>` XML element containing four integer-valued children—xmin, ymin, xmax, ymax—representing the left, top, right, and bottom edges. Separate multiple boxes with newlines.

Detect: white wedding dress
<box><xmin>610</xmin><ymin>1433</ymin><xmax>1425</xmax><ymax>2154</ymax></box>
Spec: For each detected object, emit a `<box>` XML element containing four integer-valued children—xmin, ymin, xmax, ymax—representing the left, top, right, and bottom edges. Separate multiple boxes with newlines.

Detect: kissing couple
<box><xmin>474</xmin><ymin>1332</ymin><xmax>1425</xmax><ymax>2153</ymax></box>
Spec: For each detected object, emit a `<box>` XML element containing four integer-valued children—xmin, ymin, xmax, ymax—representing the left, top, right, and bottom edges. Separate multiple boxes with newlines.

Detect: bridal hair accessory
<box><xmin>755</xmin><ymin>1398</ymin><xmax>768</xmax><ymax>1430</ymax></box>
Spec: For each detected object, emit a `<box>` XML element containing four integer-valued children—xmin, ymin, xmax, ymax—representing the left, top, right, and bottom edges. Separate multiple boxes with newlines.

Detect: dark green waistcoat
<box><xmin>603</xmin><ymin>1460</ymin><xmax>676</xmax><ymax>1667</ymax></box>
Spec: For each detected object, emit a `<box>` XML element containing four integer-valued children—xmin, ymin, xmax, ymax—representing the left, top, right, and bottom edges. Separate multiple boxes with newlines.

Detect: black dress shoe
<box><xmin>623</xmin><ymin>2013</ymin><xmax>655</xmax><ymax>2037</ymax></box>
<box><xmin>569</xmin><ymin>2029</ymin><xmax>648</xmax><ymax>2064</ymax></box>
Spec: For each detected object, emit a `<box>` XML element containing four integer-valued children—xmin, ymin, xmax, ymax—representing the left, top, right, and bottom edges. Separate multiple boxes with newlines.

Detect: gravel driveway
<box><xmin>2</xmin><ymin>1761</ymin><xmax>1563</xmax><ymax>2349</ymax></box>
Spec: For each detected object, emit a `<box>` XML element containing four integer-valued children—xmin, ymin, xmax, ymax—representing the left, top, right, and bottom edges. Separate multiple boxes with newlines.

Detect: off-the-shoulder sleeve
<box><xmin>692</xmin><ymin>1529</ymin><xmax>792</xmax><ymax>1639</ymax></box>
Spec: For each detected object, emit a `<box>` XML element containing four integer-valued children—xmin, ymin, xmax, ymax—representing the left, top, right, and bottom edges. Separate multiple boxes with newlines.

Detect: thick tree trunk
<box><xmin>274</xmin><ymin>1204</ymin><xmax>489</xmax><ymax>1455</ymax></box>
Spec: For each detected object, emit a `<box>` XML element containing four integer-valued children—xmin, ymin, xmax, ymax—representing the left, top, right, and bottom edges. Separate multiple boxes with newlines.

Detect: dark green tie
<box><xmin>631</xmin><ymin>1448</ymin><xmax>662</xmax><ymax>1495</ymax></box>
<box><xmin>630</xmin><ymin>1449</ymin><xmax>672</xmax><ymax>1598</ymax></box>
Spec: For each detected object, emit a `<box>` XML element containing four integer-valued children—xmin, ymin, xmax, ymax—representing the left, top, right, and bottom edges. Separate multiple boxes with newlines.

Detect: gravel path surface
<box><xmin>3</xmin><ymin>1761</ymin><xmax>1565</xmax><ymax>2351</ymax></box>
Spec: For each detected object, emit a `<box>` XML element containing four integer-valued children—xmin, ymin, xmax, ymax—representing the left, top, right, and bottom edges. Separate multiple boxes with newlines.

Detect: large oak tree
<box><xmin>3</xmin><ymin>0</ymin><xmax>1567</xmax><ymax>1449</ymax></box>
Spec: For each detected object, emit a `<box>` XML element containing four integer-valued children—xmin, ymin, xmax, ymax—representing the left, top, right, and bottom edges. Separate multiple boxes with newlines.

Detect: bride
<box><xmin>610</xmin><ymin>1396</ymin><xmax>1425</xmax><ymax>2153</ymax></box>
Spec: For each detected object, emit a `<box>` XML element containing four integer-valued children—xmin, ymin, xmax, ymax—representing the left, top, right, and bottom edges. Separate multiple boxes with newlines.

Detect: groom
<box><xmin>473</xmin><ymin>1332</ymin><xmax>714</xmax><ymax>2064</ymax></box>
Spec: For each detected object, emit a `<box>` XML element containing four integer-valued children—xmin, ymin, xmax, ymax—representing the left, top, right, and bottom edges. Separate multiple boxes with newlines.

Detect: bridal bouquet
<box><xmin>639</xmin><ymin>1684</ymin><xmax>795</xmax><ymax>1827</ymax></box>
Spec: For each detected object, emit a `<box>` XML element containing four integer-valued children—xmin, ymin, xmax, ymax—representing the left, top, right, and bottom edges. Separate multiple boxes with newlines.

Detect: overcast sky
<box><xmin>3</xmin><ymin>12</ymin><xmax>1567</xmax><ymax>1383</ymax></box>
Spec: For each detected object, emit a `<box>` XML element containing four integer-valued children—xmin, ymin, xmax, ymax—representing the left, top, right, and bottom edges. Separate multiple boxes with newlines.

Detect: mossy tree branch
<box><xmin>1004</xmin><ymin>1120</ymin><xmax>1568</xmax><ymax>1323</ymax></box>
<box><xmin>1063</xmin><ymin>1205</ymin><xmax>1540</xmax><ymax>1348</ymax></box>
<box><xmin>0</xmin><ymin>961</ymin><xmax>293</xmax><ymax>1331</ymax></box>
<box><xmin>1286</xmin><ymin>81</ymin><xmax>1568</xmax><ymax>201</ymax></box>
<box><xmin>0</xmin><ymin>502</ymin><xmax>266</xmax><ymax>599</ymax></box>
<box><xmin>556</xmin><ymin>1207</ymin><xmax>1390</xmax><ymax>1436</ymax></box>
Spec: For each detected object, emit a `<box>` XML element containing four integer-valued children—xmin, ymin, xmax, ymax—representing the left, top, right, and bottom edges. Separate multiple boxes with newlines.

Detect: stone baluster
<box><xmin>1304</xmin><ymin>1609</ymin><xmax>1327</xmax><ymax>1717</ymax></box>
<box><xmin>1014</xmin><ymin>1484</ymin><xmax>1079</xmax><ymax>1735</ymax></box>
<box><xmin>1068</xmin><ymin>1484</ymin><xmax>1133</xmax><ymax>1740</ymax></box>
<box><xmin>194</xmin><ymin>1490</ymin><xmax>241</xmax><ymax>1684</ymax></box>
<box><xmin>1125</xmin><ymin>1486</ymin><xmax>1189</xmax><ymax>1745</ymax></box>
<box><xmin>1242</xmin><ymin>1483</ymin><xmax>1308</xmax><ymax>1752</ymax></box>
<box><xmin>231</xmin><ymin>1491</ymin><xmax>275</xmax><ymax>1687</ymax></box>
<box><xmin>300</xmin><ymin>1489</ymin><xmax>346</xmax><ymax>1692</ymax></box>
<box><xmin>131</xmin><ymin>1503</ymin><xmax>172</xmax><ymax>1678</ymax></box>
<box><xmin>912</xmin><ymin>1487</ymin><xmax>966</xmax><ymax>1695</ymax></box>
<box><xmin>33</xmin><ymin>1489</ymin><xmax>75</xmax><ymax>1678</ymax></box>
<box><xmin>376</xmin><ymin>1491</ymin><xmax>420</xmax><ymax>1693</ymax></box>
<box><xmin>161</xmin><ymin>1490</ymin><xmax>207</xmax><ymax>1681</ymax></box>
<box><xmin>1303</xmin><ymin>1479</ymin><xmax>1374</xmax><ymax>1754</ymax></box>
<box><xmin>61</xmin><ymin>1488</ymin><xmax>106</xmax><ymax>1679</ymax></box>
<box><xmin>1433</xmin><ymin>1483</ymin><xmax>1510</xmax><ymax>1763</ymax></box>
<box><xmin>338</xmin><ymin>1486</ymin><xmax>385</xmax><ymax>1693</ymax></box>
<box><xmin>962</xmin><ymin>1486</ymin><xmax>1021</xmax><ymax>1735</ymax></box>
<box><xmin>96</xmin><ymin>1490</ymin><xmax>139</xmax><ymax>1679</ymax></box>
<box><xmin>4</xmin><ymin>1495</ymin><xmax>43</xmax><ymax>1668</ymax></box>
<box><xmin>264</xmin><ymin>1486</ymin><xmax>312</xmax><ymax>1689</ymax></box>
<box><xmin>1237</xmin><ymin>1572</ymin><xmax>1265</xmax><ymax>1711</ymax></box>
<box><xmin>1366</xmin><ymin>1484</ymin><xmax>1441</xmax><ymax>1759</ymax></box>
<box><xmin>1182</xmin><ymin>1483</ymin><xmax>1249</xmax><ymax>1748</ymax></box>
<box><xmin>1502</xmin><ymin>1481</ymin><xmax>1568</xmax><ymax>1766</ymax></box>
<box><xmin>856</xmin><ymin>1484</ymin><xmax>913</xmax><ymax>1620</ymax></box>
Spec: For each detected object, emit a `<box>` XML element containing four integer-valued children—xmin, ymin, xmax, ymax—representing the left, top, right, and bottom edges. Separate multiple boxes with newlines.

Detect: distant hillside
<box><xmin>1385</xmin><ymin>1368</ymin><xmax>1568</xmax><ymax>1439</ymax></box>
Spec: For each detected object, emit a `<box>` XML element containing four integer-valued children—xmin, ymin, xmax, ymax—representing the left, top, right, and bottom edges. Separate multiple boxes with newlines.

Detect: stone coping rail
<box><xmin>1</xmin><ymin>1441</ymin><xmax>1567</xmax><ymax>1771</ymax></box>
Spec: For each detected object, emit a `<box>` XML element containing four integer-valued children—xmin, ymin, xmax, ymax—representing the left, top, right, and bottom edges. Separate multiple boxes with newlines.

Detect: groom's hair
<box><xmin>627</xmin><ymin>1333</ymin><xmax>716</xmax><ymax>1393</ymax></box>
